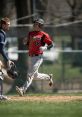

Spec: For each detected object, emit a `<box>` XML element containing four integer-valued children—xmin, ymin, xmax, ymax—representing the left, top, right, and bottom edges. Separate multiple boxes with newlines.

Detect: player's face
<box><xmin>2</xmin><ymin>22</ymin><xmax>10</xmax><ymax>31</ymax></box>
<box><xmin>33</xmin><ymin>22</ymin><xmax>41</xmax><ymax>31</ymax></box>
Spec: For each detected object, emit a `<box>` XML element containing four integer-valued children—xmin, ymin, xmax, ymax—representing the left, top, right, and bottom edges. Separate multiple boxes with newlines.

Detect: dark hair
<box><xmin>0</xmin><ymin>17</ymin><xmax>10</xmax><ymax>27</ymax></box>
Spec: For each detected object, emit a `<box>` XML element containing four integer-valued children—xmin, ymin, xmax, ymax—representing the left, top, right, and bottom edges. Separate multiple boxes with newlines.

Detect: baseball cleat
<box><xmin>49</xmin><ymin>74</ymin><xmax>53</xmax><ymax>86</ymax></box>
<box><xmin>16</xmin><ymin>86</ymin><xmax>24</xmax><ymax>96</ymax></box>
<box><xmin>0</xmin><ymin>95</ymin><xmax>10</xmax><ymax>100</ymax></box>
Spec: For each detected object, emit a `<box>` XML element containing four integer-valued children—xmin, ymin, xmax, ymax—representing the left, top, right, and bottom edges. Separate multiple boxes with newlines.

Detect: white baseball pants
<box><xmin>22</xmin><ymin>55</ymin><xmax>50</xmax><ymax>91</ymax></box>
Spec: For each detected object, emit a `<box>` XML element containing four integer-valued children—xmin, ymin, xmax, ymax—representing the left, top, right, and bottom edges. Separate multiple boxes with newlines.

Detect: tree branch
<box><xmin>66</xmin><ymin>0</ymin><xmax>77</xmax><ymax>9</ymax></box>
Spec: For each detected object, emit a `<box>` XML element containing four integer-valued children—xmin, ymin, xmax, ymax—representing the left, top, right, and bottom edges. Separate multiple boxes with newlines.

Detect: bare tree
<box><xmin>66</xmin><ymin>0</ymin><xmax>82</xmax><ymax>21</ymax></box>
<box><xmin>65</xmin><ymin>0</ymin><xmax>82</xmax><ymax>49</ymax></box>
<box><xmin>0</xmin><ymin>0</ymin><xmax>15</xmax><ymax>18</ymax></box>
<box><xmin>34</xmin><ymin>0</ymin><xmax>48</xmax><ymax>17</ymax></box>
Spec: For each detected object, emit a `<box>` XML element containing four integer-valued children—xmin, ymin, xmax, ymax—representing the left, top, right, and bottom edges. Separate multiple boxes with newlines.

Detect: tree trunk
<box><xmin>14</xmin><ymin>0</ymin><xmax>32</xmax><ymax>86</ymax></box>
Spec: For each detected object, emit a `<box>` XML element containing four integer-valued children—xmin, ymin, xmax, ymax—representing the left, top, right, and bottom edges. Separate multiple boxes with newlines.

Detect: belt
<box><xmin>29</xmin><ymin>54</ymin><xmax>42</xmax><ymax>57</ymax></box>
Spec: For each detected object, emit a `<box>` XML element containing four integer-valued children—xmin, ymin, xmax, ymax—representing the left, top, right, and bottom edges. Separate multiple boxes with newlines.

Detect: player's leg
<box><xmin>16</xmin><ymin>56</ymin><xmax>44</xmax><ymax>96</ymax></box>
<box><xmin>0</xmin><ymin>62</ymin><xmax>9</xmax><ymax>100</ymax></box>
<box><xmin>0</xmin><ymin>61</ymin><xmax>4</xmax><ymax>100</ymax></box>
<box><xmin>16</xmin><ymin>76</ymin><xmax>34</xmax><ymax>96</ymax></box>
<box><xmin>34</xmin><ymin>71</ymin><xmax>53</xmax><ymax>87</ymax></box>
<box><xmin>16</xmin><ymin>60</ymin><xmax>40</xmax><ymax>96</ymax></box>
<box><xmin>16</xmin><ymin>56</ymin><xmax>38</xmax><ymax>96</ymax></box>
<box><xmin>33</xmin><ymin>60</ymin><xmax>53</xmax><ymax>86</ymax></box>
<box><xmin>32</xmin><ymin>60</ymin><xmax>53</xmax><ymax>86</ymax></box>
<box><xmin>0</xmin><ymin>75</ymin><xmax>3</xmax><ymax>96</ymax></box>
<box><xmin>16</xmin><ymin>55</ymin><xmax>53</xmax><ymax>96</ymax></box>
<box><xmin>32</xmin><ymin>56</ymin><xmax>53</xmax><ymax>86</ymax></box>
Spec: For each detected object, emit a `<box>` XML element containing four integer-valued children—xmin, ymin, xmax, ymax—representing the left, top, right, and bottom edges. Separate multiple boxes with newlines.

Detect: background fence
<box><xmin>1</xmin><ymin>22</ymin><xmax>82</xmax><ymax>94</ymax></box>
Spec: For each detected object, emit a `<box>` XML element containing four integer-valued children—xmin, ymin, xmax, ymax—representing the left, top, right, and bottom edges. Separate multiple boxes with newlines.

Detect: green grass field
<box><xmin>0</xmin><ymin>94</ymin><xmax>82</xmax><ymax>117</ymax></box>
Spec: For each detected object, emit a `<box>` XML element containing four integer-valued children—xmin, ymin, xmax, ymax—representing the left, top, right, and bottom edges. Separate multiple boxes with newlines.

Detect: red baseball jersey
<box><xmin>27</xmin><ymin>31</ymin><xmax>52</xmax><ymax>55</ymax></box>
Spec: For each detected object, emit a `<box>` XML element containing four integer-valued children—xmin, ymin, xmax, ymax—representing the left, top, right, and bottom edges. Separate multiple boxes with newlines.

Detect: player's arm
<box><xmin>0</xmin><ymin>32</ymin><xmax>9</xmax><ymax>61</ymax></box>
<box><xmin>0</xmin><ymin>44</ymin><xmax>14</xmax><ymax>67</ymax></box>
<box><xmin>0</xmin><ymin>44</ymin><xmax>9</xmax><ymax>62</ymax></box>
<box><xmin>47</xmin><ymin>42</ymin><xmax>53</xmax><ymax>49</ymax></box>
<box><xmin>45</xmin><ymin>34</ymin><xmax>53</xmax><ymax>49</ymax></box>
<box><xmin>40</xmin><ymin>34</ymin><xmax>54</xmax><ymax>51</ymax></box>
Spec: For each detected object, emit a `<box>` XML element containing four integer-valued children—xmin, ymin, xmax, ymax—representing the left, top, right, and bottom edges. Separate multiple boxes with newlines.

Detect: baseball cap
<box><xmin>33</xmin><ymin>18</ymin><xmax>44</xmax><ymax>25</ymax></box>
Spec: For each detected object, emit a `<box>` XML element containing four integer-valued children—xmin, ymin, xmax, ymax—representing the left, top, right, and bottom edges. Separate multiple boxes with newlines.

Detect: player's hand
<box><xmin>40</xmin><ymin>46</ymin><xmax>47</xmax><ymax>51</ymax></box>
<box><xmin>7</xmin><ymin>60</ymin><xmax>14</xmax><ymax>69</ymax></box>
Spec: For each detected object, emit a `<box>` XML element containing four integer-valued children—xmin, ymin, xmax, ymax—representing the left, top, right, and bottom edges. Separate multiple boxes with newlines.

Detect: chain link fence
<box><xmin>3</xmin><ymin>22</ymin><xmax>82</xmax><ymax>93</ymax></box>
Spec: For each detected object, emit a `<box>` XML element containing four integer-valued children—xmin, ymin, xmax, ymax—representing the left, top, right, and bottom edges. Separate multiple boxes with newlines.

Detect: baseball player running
<box><xmin>16</xmin><ymin>18</ymin><xmax>54</xmax><ymax>96</ymax></box>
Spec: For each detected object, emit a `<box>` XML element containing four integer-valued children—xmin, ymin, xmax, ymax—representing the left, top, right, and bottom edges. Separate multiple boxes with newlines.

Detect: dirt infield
<box><xmin>9</xmin><ymin>95</ymin><xmax>82</xmax><ymax>102</ymax></box>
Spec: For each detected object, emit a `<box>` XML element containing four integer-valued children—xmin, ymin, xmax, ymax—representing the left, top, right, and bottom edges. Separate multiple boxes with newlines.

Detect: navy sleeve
<box><xmin>0</xmin><ymin>32</ymin><xmax>5</xmax><ymax>44</ymax></box>
<box><xmin>0</xmin><ymin>44</ymin><xmax>9</xmax><ymax>61</ymax></box>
